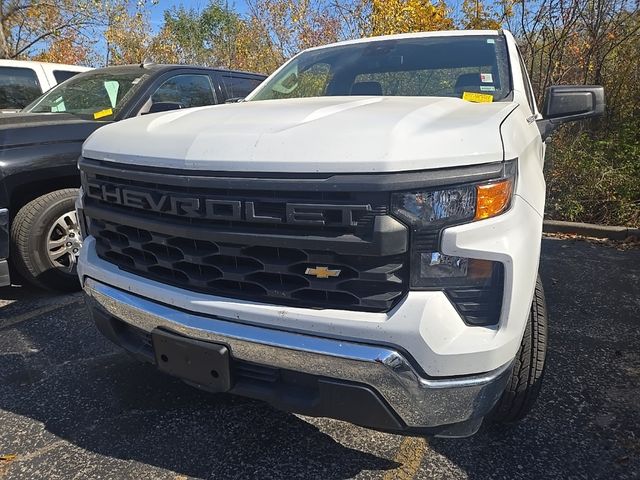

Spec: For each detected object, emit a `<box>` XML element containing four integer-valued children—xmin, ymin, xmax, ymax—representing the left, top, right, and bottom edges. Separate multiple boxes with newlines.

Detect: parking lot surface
<box><xmin>0</xmin><ymin>238</ymin><xmax>639</xmax><ymax>480</ymax></box>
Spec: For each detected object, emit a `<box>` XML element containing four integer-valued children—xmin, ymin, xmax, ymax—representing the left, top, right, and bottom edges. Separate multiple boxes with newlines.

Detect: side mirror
<box><xmin>537</xmin><ymin>85</ymin><xmax>605</xmax><ymax>141</ymax></box>
<box><xmin>225</xmin><ymin>97</ymin><xmax>245</xmax><ymax>104</ymax></box>
<box><xmin>145</xmin><ymin>101</ymin><xmax>184</xmax><ymax>114</ymax></box>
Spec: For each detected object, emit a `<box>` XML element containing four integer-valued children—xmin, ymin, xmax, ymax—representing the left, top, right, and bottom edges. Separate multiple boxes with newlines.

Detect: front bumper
<box><xmin>78</xmin><ymin>194</ymin><xmax>542</xmax><ymax>378</ymax></box>
<box><xmin>0</xmin><ymin>208</ymin><xmax>9</xmax><ymax>287</ymax></box>
<box><xmin>84</xmin><ymin>278</ymin><xmax>512</xmax><ymax>436</ymax></box>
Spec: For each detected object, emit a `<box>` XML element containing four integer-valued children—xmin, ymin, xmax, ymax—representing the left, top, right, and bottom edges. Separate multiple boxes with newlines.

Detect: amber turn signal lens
<box><xmin>475</xmin><ymin>179</ymin><xmax>514</xmax><ymax>220</ymax></box>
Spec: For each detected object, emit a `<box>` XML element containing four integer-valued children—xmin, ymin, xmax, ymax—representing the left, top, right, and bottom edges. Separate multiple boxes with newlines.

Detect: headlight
<box><xmin>391</xmin><ymin>185</ymin><xmax>476</xmax><ymax>227</ymax></box>
<box><xmin>391</xmin><ymin>178</ymin><xmax>513</xmax><ymax>228</ymax></box>
<box><xmin>391</xmin><ymin>171</ymin><xmax>515</xmax><ymax>326</ymax></box>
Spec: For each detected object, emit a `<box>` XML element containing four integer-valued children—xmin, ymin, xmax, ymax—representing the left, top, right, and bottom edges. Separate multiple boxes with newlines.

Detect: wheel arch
<box><xmin>8</xmin><ymin>174</ymin><xmax>80</xmax><ymax>222</ymax></box>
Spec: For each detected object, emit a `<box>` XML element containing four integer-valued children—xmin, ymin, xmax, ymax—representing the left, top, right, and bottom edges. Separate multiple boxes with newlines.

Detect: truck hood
<box><xmin>83</xmin><ymin>97</ymin><xmax>518</xmax><ymax>173</ymax></box>
<box><xmin>0</xmin><ymin>113</ymin><xmax>105</xmax><ymax>149</ymax></box>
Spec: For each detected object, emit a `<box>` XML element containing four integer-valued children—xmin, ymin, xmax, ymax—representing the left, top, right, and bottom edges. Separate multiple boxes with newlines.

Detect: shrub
<box><xmin>545</xmin><ymin>120</ymin><xmax>640</xmax><ymax>227</ymax></box>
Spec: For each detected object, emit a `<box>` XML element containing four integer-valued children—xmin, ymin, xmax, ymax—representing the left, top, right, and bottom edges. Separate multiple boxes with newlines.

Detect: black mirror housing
<box><xmin>538</xmin><ymin>85</ymin><xmax>605</xmax><ymax>140</ymax></box>
<box><xmin>146</xmin><ymin>101</ymin><xmax>184</xmax><ymax>114</ymax></box>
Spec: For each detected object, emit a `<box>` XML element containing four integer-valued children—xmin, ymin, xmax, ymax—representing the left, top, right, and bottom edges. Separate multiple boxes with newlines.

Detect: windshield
<box><xmin>249</xmin><ymin>35</ymin><xmax>511</xmax><ymax>102</ymax></box>
<box><xmin>24</xmin><ymin>70</ymin><xmax>147</xmax><ymax>120</ymax></box>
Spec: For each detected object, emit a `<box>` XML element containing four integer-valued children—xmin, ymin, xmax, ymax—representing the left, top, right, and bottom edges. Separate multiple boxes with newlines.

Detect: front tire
<box><xmin>10</xmin><ymin>189</ymin><xmax>82</xmax><ymax>292</ymax></box>
<box><xmin>490</xmin><ymin>276</ymin><xmax>548</xmax><ymax>423</ymax></box>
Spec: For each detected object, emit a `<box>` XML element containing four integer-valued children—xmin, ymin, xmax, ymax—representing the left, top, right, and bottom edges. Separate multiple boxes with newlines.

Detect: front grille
<box><xmin>82</xmin><ymin>159</ymin><xmax>410</xmax><ymax>312</ymax></box>
<box><xmin>91</xmin><ymin>219</ymin><xmax>406</xmax><ymax>311</ymax></box>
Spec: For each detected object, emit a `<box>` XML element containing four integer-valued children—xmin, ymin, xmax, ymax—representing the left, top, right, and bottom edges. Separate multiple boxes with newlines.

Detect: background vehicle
<box><xmin>78</xmin><ymin>31</ymin><xmax>603</xmax><ymax>437</ymax></box>
<box><xmin>0</xmin><ymin>64</ymin><xmax>266</xmax><ymax>291</ymax></box>
<box><xmin>0</xmin><ymin>59</ymin><xmax>90</xmax><ymax>113</ymax></box>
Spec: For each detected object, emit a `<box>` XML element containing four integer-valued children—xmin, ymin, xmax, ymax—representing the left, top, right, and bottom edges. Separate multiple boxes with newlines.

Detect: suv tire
<box><xmin>490</xmin><ymin>276</ymin><xmax>548</xmax><ymax>423</ymax></box>
<box><xmin>10</xmin><ymin>189</ymin><xmax>82</xmax><ymax>292</ymax></box>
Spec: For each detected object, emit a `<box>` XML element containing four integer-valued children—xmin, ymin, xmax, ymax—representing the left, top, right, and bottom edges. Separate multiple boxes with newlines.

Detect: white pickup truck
<box><xmin>77</xmin><ymin>30</ymin><xmax>604</xmax><ymax>437</ymax></box>
<box><xmin>0</xmin><ymin>60</ymin><xmax>90</xmax><ymax>112</ymax></box>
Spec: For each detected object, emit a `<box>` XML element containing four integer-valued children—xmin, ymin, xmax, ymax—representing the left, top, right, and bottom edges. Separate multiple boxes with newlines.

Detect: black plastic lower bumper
<box><xmin>91</xmin><ymin>306</ymin><xmax>410</xmax><ymax>432</ymax></box>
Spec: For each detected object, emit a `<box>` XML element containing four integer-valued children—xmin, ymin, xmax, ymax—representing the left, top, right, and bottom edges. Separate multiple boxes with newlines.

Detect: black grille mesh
<box><xmin>92</xmin><ymin>219</ymin><xmax>407</xmax><ymax>311</ymax></box>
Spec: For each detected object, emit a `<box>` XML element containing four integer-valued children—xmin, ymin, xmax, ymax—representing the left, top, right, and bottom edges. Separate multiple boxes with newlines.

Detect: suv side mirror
<box><xmin>145</xmin><ymin>101</ymin><xmax>184</xmax><ymax>115</ymax></box>
<box><xmin>537</xmin><ymin>85</ymin><xmax>605</xmax><ymax>141</ymax></box>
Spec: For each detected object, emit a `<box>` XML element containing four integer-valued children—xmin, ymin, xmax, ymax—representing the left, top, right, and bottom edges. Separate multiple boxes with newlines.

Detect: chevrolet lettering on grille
<box><xmin>86</xmin><ymin>183</ymin><xmax>372</xmax><ymax>227</ymax></box>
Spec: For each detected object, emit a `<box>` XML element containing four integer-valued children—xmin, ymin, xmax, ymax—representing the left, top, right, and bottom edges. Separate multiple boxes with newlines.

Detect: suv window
<box><xmin>0</xmin><ymin>66</ymin><xmax>42</xmax><ymax>109</ymax></box>
<box><xmin>151</xmin><ymin>74</ymin><xmax>216</xmax><ymax>108</ymax></box>
<box><xmin>221</xmin><ymin>75</ymin><xmax>263</xmax><ymax>99</ymax></box>
<box><xmin>53</xmin><ymin>70</ymin><xmax>81</xmax><ymax>84</ymax></box>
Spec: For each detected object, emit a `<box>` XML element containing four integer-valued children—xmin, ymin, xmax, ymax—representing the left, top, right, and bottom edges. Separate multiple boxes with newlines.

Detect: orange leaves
<box><xmin>32</xmin><ymin>34</ymin><xmax>90</xmax><ymax>64</ymax></box>
<box><xmin>460</xmin><ymin>0</ymin><xmax>503</xmax><ymax>29</ymax></box>
<box><xmin>369</xmin><ymin>0</ymin><xmax>453</xmax><ymax>36</ymax></box>
<box><xmin>234</xmin><ymin>0</ymin><xmax>340</xmax><ymax>74</ymax></box>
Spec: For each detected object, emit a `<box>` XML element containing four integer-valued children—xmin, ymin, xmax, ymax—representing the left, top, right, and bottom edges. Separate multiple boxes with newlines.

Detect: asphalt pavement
<box><xmin>0</xmin><ymin>238</ymin><xmax>638</xmax><ymax>480</ymax></box>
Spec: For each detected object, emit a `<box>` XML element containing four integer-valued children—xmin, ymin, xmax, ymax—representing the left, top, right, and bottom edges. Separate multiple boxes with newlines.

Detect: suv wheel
<box><xmin>10</xmin><ymin>189</ymin><xmax>82</xmax><ymax>292</ymax></box>
<box><xmin>490</xmin><ymin>276</ymin><xmax>548</xmax><ymax>423</ymax></box>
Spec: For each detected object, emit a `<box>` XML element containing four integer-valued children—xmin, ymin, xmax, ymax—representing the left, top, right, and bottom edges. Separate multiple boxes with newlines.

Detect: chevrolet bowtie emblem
<box><xmin>305</xmin><ymin>266</ymin><xmax>341</xmax><ymax>279</ymax></box>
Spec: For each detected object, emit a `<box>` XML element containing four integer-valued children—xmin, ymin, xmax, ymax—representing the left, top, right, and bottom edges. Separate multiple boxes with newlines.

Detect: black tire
<box><xmin>10</xmin><ymin>189</ymin><xmax>81</xmax><ymax>292</ymax></box>
<box><xmin>490</xmin><ymin>276</ymin><xmax>548</xmax><ymax>423</ymax></box>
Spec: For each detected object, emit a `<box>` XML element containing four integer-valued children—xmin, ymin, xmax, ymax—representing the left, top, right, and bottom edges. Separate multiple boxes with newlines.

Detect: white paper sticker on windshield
<box><xmin>480</xmin><ymin>73</ymin><xmax>493</xmax><ymax>83</ymax></box>
<box><xmin>480</xmin><ymin>86</ymin><xmax>496</xmax><ymax>91</ymax></box>
<box><xmin>487</xmin><ymin>39</ymin><xmax>495</xmax><ymax>44</ymax></box>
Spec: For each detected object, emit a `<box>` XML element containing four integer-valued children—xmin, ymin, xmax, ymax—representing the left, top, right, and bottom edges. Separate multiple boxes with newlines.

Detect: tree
<box><xmin>242</xmin><ymin>0</ymin><xmax>340</xmax><ymax>71</ymax></box>
<box><xmin>367</xmin><ymin>0</ymin><xmax>453</xmax><ymax>36</ymax></box>
<box><xmin>161</xmin><ymin>1</ymin><xmax>241</xmax><ymax>67</ymax></box>
<box><xmin>460</xmin><ymin>0</ymin><xmax>504</xmax><ymax>29</ymax></box>
<box><xmin>104</xmin><ymin>2</ymin><xmax>154</xmax><ymax>65</ymax></box>
<box><xmin>0</xmin><ymin>0</ymin><xmax>100</xmax><ymax>60</ymax></box>
<box><xmin>31</xmin><ymin>30</ymin><xmax>90</xmax><ymax>64</ymax></box>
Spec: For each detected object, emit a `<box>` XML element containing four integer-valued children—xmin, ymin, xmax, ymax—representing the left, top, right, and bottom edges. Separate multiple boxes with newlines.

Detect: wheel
<box><xmin>490</xmin><ymin>276</ymin><xmax>548</xmax><ymax>423</ymax></box>
<box><xmin>10</xmin><ymin>189</ymin><xmax>82</xmax><ymax>292</ymax></box>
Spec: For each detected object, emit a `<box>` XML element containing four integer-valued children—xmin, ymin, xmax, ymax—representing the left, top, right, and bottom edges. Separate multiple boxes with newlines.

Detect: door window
<box><xmin>221</xmin><ymin>75</ymin><xmax>264</xmax><ymax>99</ymax></box>
<box><xmin>151</xmin><ymin>74</ymin><xmax>216</xmax><ymax>109</ymax></box>
<box><xmin>53</xmin><ymin>70</ymin><xmax>82</xmax><ymax>84</ymax></box>
<box><xmin>0</xmin><ymin>66</ymin><xmax>42</xmax><ymax>109</ymax></box>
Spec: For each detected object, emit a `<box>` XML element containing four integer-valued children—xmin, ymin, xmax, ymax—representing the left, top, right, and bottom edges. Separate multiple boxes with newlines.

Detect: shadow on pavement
<box><xmin>429</xmin><ymin>239</ymin><xmax>640</xmax><ymax>479</ymax></box>
<box><xmin>0</xmin><ymin>301</ymin><xmax>397</xmax><ymax>479</ymax></box>
<box><xmin>0</xmin><ymin>283</ymin><xmax>64</xmax><ymax>320</ymax></box>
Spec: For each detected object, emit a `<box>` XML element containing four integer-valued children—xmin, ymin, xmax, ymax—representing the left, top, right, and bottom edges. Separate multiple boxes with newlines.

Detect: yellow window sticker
<box><xmin>462</xmin><ymin>92</ymin><xmax>494</xmax><ymax>103</ymax></box>
<box><xmin>93</xmin><ymin>108</ymin><xmax>113</xmax><ymax>119</ymax></box>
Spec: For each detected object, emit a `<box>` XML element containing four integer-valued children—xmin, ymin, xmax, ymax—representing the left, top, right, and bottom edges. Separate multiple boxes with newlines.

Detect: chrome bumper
<box><xmin>83</xmin><ymin>278</ymin><xmax>511</xmax><ymax>432</ymax></box>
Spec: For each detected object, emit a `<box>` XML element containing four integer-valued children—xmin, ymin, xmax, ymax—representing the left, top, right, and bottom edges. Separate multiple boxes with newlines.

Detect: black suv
<box><xmin>0</xmin><ymin>63</ymin><xmax>265</xmax><ymax>290</ymax></box>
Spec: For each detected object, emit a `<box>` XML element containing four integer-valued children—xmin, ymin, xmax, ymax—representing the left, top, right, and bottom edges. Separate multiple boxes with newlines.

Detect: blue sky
<box><xmin>149</xmin><ymin>0</ymin><xmax>249</xmax><ymax>29</ymax></box>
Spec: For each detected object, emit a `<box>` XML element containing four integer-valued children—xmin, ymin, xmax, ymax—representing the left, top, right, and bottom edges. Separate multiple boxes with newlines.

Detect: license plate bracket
<box><xmin>151</xmin><ymin>329</ymin><xmax>232</xmax><ymax>392</ymax></box>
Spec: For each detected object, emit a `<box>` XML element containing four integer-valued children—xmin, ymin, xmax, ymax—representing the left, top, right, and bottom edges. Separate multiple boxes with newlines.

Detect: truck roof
<box><xmin>0</xmin><ymin>59</ymin><xmax>91</xmax><ymax>71</ymax></box>
<box><xmin>304</xmin><ymin>29</ymin><xmax>503</xmax><ymax>53</ymax></box>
